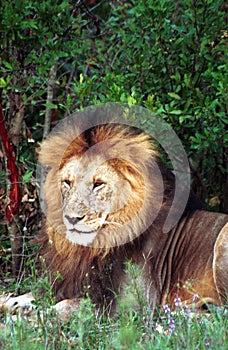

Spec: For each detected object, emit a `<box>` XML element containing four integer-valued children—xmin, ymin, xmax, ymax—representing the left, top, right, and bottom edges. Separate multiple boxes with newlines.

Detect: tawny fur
<box><xmin>37</xmin><ymin>121</ymin><xmax>228</xmax><ymax>312</ymax></box>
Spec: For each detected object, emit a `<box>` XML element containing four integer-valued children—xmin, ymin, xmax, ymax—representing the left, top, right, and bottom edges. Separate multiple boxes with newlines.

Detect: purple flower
<box><xmin>169</xmin><ymin>317</ymin><xmax>175</xmax><ymax>331</ymax></box>
<box><xmin>163</xmin><ymin>304</ymin><xmax>171</xmax><ymax>314</ymax></box>
<box><xmin>174</xmin><ymin>297</ymin><xmax>182</xmax><ymax>308</ymax></box>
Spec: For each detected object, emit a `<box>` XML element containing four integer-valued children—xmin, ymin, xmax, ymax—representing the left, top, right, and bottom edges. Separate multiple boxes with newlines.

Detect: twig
<box><xmin>0</xmin><ymin>105</ymin><xmax>21</xmax><ymax>222</ymax></box>
<box><xmin>43</xmin><ymin>61</ymin><xmax>57</xmax><ymax>140</ymax></box>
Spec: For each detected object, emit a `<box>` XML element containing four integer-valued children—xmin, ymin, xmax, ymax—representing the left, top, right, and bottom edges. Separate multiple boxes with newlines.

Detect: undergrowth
<box><xmin>0</xmin><ymin>297</ymin><xmax>227</xmax><ymax>350</ymax></box>
<box><xmin>0</xmin><ymin>264</ymin><xmax>227</xmax><ymax>350</ymax></box>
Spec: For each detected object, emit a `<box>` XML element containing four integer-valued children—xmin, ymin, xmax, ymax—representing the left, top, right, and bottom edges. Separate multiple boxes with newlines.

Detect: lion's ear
<box><xmin>38</xmin><ymin>135</ymin><xmax>69</xmax><ymax>169</ymax></box>
<box><xmin>38</xmin><ymin>133</ymin><xmax>87</xmax><ymax>169</ymax></box>
<box><xmin>124</xmin><ymin>133</ymin><xmax>158</xmax><ymax>166</ymax></box>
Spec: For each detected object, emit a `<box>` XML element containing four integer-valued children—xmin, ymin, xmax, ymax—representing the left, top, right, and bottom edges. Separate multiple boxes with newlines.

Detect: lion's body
<box><xmin>148</xmin><ymin>210</ymin><xmax>228</xmax><ymax>306</ymax></box>
<box><xmin>37</xmin><ymin>120</ymin><xmax>228</xmax><ymax>312</ymax></box>
<box><xmin>41</xmin><ymin>209</ymin><xmax>228</xmax><ymax>310</ymax></box>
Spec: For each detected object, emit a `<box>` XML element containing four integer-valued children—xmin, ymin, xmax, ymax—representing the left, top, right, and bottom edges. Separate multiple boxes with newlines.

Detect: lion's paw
<box><xmin>52</xmin><ymin>298</ymin><xmax>81</xmax><ymax>321</ymax></box>
<box><xmin>0</xmin><ymin>292</ymin><xmax>35</xmax><ymax>317</ymax></box>
<box><xmin>0</xmin><ymin>293</ymin><xmax>82</xmax><ymax>322</ymax></box>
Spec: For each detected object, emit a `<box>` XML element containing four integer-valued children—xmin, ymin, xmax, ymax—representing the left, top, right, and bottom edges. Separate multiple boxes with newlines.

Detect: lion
<box><xmin>0</xmin><ymin>113</ymin><xmax>227</xmax><ymax>318</ymax></box>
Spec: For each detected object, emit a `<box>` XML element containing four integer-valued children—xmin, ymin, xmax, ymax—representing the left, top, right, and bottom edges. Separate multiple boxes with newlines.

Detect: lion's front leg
<box><xmin>0</xmin><ymin>292</ymin><xmax>35</xmax><ymax>317</ymax></box>
<box><xmin>52</xmin><ymin>298</ymin><xmax>81</xmax><ymax>321</ymax></box>
<box><xmin>0</xmin><ymin>292</ymin><xmax>82</xmax><ymax>321</ymax></box>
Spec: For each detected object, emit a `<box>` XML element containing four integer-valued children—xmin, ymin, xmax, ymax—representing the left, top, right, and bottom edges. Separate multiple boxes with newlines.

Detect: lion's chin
<box><xmin>65</xmin><ymin>229</ymin><xmax>97</xmax><ymax>246</ymax></box>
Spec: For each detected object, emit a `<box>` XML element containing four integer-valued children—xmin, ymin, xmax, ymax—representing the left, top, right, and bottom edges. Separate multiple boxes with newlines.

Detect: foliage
<box><xmin>0</xmin><ymin>262</ymin><xmax>227</xmax><ymax>349</ymax></box>
<box><xmin>0</xmin><ymin>0</ymin><xmax>110</xmax><ymax>276</ymax></box>
<box><xmin>1</xmin><ymin>308</ymin><xmax>227</xmax><ymax>350</ymax></box>
<box><xmin>1</xmin><ymin>0</ymin><xmax>227</xmax><ymax>211</ymax></box>
<box><xmin>81</xmin><ymin>0</ymin><xmax>227</xmax><ymax>208</ymax></box>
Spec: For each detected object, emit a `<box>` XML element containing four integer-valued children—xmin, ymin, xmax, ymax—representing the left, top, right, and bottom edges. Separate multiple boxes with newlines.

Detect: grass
<box><xmin>0</xmin><ymin>299</ymin><xmax>227</xmax><ymax>350</ymax></box>
<box><xmin>0</xmin><ymin>265</ymin><xmax>227</xmax><ymax>350</ymax></box>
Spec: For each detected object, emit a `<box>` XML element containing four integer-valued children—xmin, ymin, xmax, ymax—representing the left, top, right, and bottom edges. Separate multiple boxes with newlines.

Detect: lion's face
<box><xmin>60</xmin><ymin>155</ymin><xmax>132</xmax><ymax>246</ymax></box>
<box><xmin>40</xmin><ymin>122</ymin><xmax>161</xmax><ymax>248</ymax></box>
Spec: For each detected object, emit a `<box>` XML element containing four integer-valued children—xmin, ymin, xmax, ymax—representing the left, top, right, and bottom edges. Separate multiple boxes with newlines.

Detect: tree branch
<box><xmin>43</xmin><ymin>61</ymin><xmax>58</xmax><ymax>140</ymax></box>
<box><xmin>0</xmin><ymin>105</ymin><xmax>21</xmax><ymax>223</ymax></box>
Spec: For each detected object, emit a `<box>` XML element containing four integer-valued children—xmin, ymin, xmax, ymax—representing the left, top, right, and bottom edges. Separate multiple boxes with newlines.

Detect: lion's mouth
<box><xmin>62</xmin><ymin>212</ymin><xmax>109</xmax><ymax>245</ymax></box>
<box><xmin>69</xmin><ymin>228</ymin><xmax>97</xmax><ymax>234</ymax></box>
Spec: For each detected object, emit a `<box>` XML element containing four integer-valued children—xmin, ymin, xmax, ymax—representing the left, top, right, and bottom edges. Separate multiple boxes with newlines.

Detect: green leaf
<box><xmin>43</xmin><ymin>103</ymin><xmax>58</xmax><ymax>109</ymax></box>
<box><xmin>168</xmin><ymin>92</ymin><xmax>181</xmax><ymax>100</ymax></box>
<box><xmin>170</xmin><ymin>109</ymin><xmax>182</xmax><ymax>115</ymax></box>
<box><xmin>0</xmin><ymin>78</ymin><xmax>7</xmax><ymax>88</ymax></box>
<box><xmin>22</xmin><ymin>170</ymin><xmax>33</xmax><ymax>184</ymax></box>
<box><xmin>179</xmin><ymin>116</ymin><xmax>185</xmax><ymax>124</ymax></box>
<box><xmin>3</xmin><ymin>61</ymin><xmax>13</xmax><ymax>70</ymax></box>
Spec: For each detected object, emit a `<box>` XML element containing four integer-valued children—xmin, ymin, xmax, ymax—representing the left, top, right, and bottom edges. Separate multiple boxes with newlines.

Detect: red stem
<box><xmin>0</xmin><ymin>105</ymin><xmax>20</xmax><ymax>222</ymax></box>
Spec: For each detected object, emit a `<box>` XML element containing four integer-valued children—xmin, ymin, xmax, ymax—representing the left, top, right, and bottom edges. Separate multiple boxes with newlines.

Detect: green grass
<box><xmin>0</xmin><ymin>296</ymin><xmax>227</xmax><ymax>350</ymax></box>
<box><xmin>0</xmin><ymin>264</ymin><xmax>227</xmax><ymax>350</ymax></box>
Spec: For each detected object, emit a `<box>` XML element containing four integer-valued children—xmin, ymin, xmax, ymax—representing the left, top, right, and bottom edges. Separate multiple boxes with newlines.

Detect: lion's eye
<box><xmin>63</xmin><ymin>179</ymin><xmax>71</xmax><ymax>187</ymax></box>
<box><xmin>93</xmin><ymin>180</ymin><xmax>105</xmax><ymax>191</ymax></box>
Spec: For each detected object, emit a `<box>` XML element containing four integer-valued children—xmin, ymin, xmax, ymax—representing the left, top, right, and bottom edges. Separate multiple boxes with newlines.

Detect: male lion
<box><xmin>1</xmin><ymin>112</ymin><xmax>227</xmax><ymax>318</ymax></box>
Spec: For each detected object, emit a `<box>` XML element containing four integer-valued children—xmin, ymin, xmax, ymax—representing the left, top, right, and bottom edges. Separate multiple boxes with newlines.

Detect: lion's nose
<box><xmin>65</xmin><ymin>215</ymin><xmax>85</xmax><ymax>225</ymax></box>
